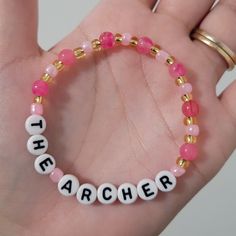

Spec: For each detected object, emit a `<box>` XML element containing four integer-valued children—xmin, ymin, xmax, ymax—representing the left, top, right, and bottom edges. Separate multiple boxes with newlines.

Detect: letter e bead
<box><xmin>34</xmin><ymin>154</ymin><xmax>56</xmax><ymax>175</ymax></box>
<box><xmin>137</xmin><ymin>178</ymin><xmax>158</xmax><ymax>200</ymax></box>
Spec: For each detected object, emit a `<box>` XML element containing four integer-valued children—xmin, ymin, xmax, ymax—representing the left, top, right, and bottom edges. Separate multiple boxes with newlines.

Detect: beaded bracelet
<box><xmin>25</xmin><ymin>32</ymin><xmax>200</xmax><ymax>205</ymax></box>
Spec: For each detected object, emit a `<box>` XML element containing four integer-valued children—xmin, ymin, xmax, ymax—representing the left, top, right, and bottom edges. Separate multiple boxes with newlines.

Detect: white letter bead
<box><xmin>27</xmin><ymin>134</ymin><xmax>48</xmax><ymax>156</ymax></box>
<box><xmin>155</xmin><ymin>170</ymin><xmax>177</xmax><ymax>192</ymax></box>
<box><xmin>76</xmin><ymin>183</ymin><xmax>97</xmax><ymax>205</ymax></box>
<box><xmin>137</xmin><ymin>179</ymin><xmax>158</xmax><ymax>200</ymax></box>
<box><xmin>118</xmin><ymin>183</ymin><xmax>138</xmax><ymax>204</ymax></box>
<box><xmin>58</xmin><ymin>174</ymin><xmax>79</xmax><ymax>197</ymax></box>
<box><xmin>97</xmin><ymin>183</ymin><xmax>117</xmax><ymax>204</ymax></box>
<box><xmin>25</xmin><ymin>115</ymin><xmax>46</xmax><ymax>135</ymax></box>
<box><xmin>34</xmin><ymin>154</ymin><xmax>56</xmax><ymax>175</ymax></box>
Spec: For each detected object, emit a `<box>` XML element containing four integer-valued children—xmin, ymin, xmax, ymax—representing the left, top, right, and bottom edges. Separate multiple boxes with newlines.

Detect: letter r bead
<box><xmin>155</xmin><ymin>171</ymin><xmax>177</xmax><ymax>192</ymax></box>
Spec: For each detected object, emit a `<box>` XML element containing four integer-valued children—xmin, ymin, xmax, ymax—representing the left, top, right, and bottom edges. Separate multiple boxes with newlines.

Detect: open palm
<box><xmin>1</xmin><ymin>0</ymin><xmax>236</xmax><ymax>235</ymax></box>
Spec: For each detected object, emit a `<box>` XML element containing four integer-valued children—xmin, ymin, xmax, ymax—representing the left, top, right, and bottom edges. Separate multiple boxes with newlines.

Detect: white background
<box><xmin>38</xmin><ymin>1</ymin><xmax>236</xmax><ymax>235</ymax></box>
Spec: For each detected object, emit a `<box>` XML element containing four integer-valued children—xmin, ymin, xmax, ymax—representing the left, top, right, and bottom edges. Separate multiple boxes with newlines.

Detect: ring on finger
<box><xmin>191</xmin><ymin>29</ymin><xmax>236</xmax><ymax>71</ymax></box>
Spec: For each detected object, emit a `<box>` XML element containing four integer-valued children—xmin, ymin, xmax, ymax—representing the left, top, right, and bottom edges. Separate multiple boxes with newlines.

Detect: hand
<box><xmin>0</xmin><ymin>0</ymin><xmax>235</xmax><ymax>235</ymax></box>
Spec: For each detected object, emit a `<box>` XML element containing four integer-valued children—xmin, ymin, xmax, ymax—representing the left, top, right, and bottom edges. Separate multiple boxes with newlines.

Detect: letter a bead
<box><xmin>155</xmin><ymin>171</ymin><xmax>176</xmax><ymax>192</ymax></box>
<box><xmin>58</xmin><ymin>174</ymin><xmax>80</xmax><ymax>197</ymax></box>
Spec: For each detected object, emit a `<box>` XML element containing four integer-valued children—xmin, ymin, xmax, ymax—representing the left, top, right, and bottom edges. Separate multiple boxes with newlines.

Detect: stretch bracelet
<box><xmin>25</xmin><ymin>32</ymin><xmax>200</xmax><ymax>205</ymax></box>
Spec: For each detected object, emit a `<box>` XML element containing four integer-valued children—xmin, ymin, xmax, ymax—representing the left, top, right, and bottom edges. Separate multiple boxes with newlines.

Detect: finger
<box><xmin>134</xmin><ymin>0</ymin><xmax>157</xmax><ymax>8</ymax></box>
<box><xmin>111</xmin><ymin>0</ymin><xmax>156</xmax><ymax>9</ymax></box>
<box><xmin>156</xmin><ymin>0</ymin><xmax>215</xmax><ymax>32</ymax></box>
<box><xmin>0</xmin><ymin>0</ymin><xmax>40</xmax><ymax>66</ymax></box>
<box><xmin>193</xmin><ymin>0</ymin><xmax>236</xmax><ymax>79</ymax></box>
<box><xmin>219</xmin><ymin>79</ymin><xmax>236</xmax><ymax>117</ymax></box>
<box><xmin>48</xmin><ymin>0</ymin><xmax>159</xmax><ymax>53</ymax></box>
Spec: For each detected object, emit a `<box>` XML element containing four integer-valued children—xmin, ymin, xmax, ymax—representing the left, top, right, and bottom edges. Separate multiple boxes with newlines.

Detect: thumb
<box><xmin>220</xmin><ymin>79</ymin><xmax>236</xmax><ymax>125</ymax></box>
<box><xmin>0</xmin><ymin>0</ymin><xmax>41</xmax><ymax>68</ymax></box>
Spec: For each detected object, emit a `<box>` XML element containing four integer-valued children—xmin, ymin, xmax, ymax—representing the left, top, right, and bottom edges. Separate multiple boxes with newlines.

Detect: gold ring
<box><xmin>191</xmin><ymin>29</ymin><xmax>236</xmax><ymax>70</ymax></box>
<box><xmin>151</xmin><ymin>0</ymin><xmax>160</xmax><ymax>13</ymax></box>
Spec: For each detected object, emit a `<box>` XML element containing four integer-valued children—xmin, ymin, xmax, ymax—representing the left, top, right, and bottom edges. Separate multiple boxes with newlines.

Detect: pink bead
<box><xmin>32</xmin><ymin>80</ymin><xmax>49</xmax><ymax>96</ymax></box>
<box><xmin>122</xmin><ymin>33</ymin><xmax>132</xmax><ymax>46</ymax></box>
<box><xmin>45</xmin><ymin>64</ymin><xmax>58</xmax><ymax>78</ymax></box>
<box><xmin>186</xmin><ymin>124</ymin><xmax>200</xmax><ymax>136</ymax></box>
<box><xmin>179</xmin><ymin>83</ymin><xmax>193</xmax><ymax>96</ymax></box>
<box><xmin>170</xmin><ymin>165</ymin><xmax>186</xmax><ymax>177</ymax></box>
<box><xmin>137</xmin><ymin>37</ymin><xmax>153</xmax><ymax>54</ymax></box>
<box><xmin>169</xmin><ymin>63</ymin><xmax>186</xmax><ymax>77</ymax></box>
<box><xmin>99</xmin><ymin>32</ymin><xmax>115</xmax><ymax>49</ymax></box>
<box><xmin>31</xmin><ymin>103</ymin><xmax>43</xmax><ymax>115</ymax></box>
<box><xmin>156</xmin><ymin>50</ymin><xmax>170</xmax><ymax>63</ymax></box>
<box><xmin>49</xmin><ymin>168</ymin><xmax>64</xmax><ymax>183</ymax></box>
<box><xmin>81</xmin><ymin>41</ymin><xmax>93</xmax><ymax>53</ymax></box>
<box><xmin>58</xmin><ymin>49</ymin><xmax>76</xmax><ymax>66</ymax></box>
<box><xmin>182</xmin><ymin>100</ymin><xmax>200</xmax><ymax>117</ymax></box>
<box><xmin>180</xmin><ymin>143</ymin><xmax>198</xmax><ymax>161</ymax></box>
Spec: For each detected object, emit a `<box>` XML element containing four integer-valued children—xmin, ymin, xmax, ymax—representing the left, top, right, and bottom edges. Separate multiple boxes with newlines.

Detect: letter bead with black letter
<box><xmin>58</xmin><ymin>174</ymin><xmax>80</xmax><ymax>197</ymax></box>
<box><xmin>34</xmin><ymin>154</ymin><xmax>56</xmax><ymax>174</ymax></box>
<box><xmin>25</xmin><ymin>114</ymin><xmax>46</xmax><ymax>135</ymax></box>
<box><xmin>97</xmin><ymin>183</ymin><xmax>117</xmax><ymax>204</ymax></box>
<box><xmin>27</xmin><ymin>134</ymin><xmax>48</xmax><ymax>155</ymax></box>
<box><xmin>137</xmin><ymin>178</ymin><xmax>158</xmax><ymax>200</ymax></box>
<box><xmin>155</xmin><ymin>171</ymin><xmax>176</xmax><ymax>192</ymax></box>
<box><xmin>76</xmin><ymin>183</ymin><xmax>97</xmax><ymax>205</ymax></box>
<box><xmin>117</xmin><ymin>183</ymin><xmax>138</xmax><ymax>204</ymax></box>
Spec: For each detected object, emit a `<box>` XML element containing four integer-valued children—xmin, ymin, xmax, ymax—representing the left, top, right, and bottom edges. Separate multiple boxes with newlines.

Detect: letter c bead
<box><xmin>97</xmin><ymin>183</ymin><xmax>117</xmax><ymax>204</ymax></box>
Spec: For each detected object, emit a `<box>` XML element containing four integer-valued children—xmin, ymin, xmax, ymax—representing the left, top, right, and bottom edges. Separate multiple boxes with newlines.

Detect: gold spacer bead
<box><xmin>150</xmin><ymin>45</ymin><xmax>161</xmax><ymax>56</ymax></box>
<box><xmin>166</xmin><ymin>56</ymin><xmax>175</xmax><ymax>65</ymax></box>
<box><xmin>115</xmin><ymin>33</ymin><xmax>123</xmax><ymax>43</ymax></box>
<box><xmin>53</xmin><ymin>60</ymin><xmax>64</xmax><ymax>71</ymax></box>
<box><xmin>185</xmin><ymin>135</ymin><xmax>197</xmax><ymax>144</ymax></box>
<box><xmin>92</xmin><ymin>39</ymin><xmax>102</xmax><ymax>51</ymax></box>
<box><xmin>176</xmin><ymin>76</ymin><xmax>188</xmax><ymax>86</ymax></box>
<box><xmin>34</xmin><ymin>96</ymin><xmax>43</xmax><ymax>104</ymax></box>
<box><xmin>184</xmin><ymin>116</ymin><xmax>197</xmax><ymax>125</ymax></box>
<box><xmin>41</xmin><ymin>73</ymin><xmax>52</xmax><ymax>83</ymax></box>
<box><xmin>176</xmin><ymin>157</ymin><xmax>190</xmax><ymax>169</ymax></box>
<box><xmin>130</xmin><ymin>36</ymin><xmax>138</xmax><ymax>47</ymax></box>
<box><xmin>73</xmin><ymin>47</ymin><xmax>86</xmax><ymax>59</ymax></box>
<box><xmin>181</xmin><ymin>93</ymin><xmax>193</xmax><ymax>102</ymax></box>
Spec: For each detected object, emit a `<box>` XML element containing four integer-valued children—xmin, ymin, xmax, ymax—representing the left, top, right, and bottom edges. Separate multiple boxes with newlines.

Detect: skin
<box><xmin>0</xmin><ymin>0</ymin><xmax>236</xmax><ymax>235</ymax></box>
